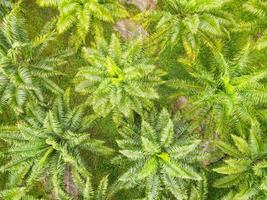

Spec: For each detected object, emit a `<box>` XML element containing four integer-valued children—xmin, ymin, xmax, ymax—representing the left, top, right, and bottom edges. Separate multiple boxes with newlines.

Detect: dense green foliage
<box><xmin>36</xmin><ymin>0</ymin><xmax>128</xmax><ymax>48</ymax></box>
<box><xmin>142</xmin><ymin>0</ymin><xmax>234</xmax><ymax>56</ymax></box>
<box><xmin>213</xmin><ymin>121</ymin><xmax>267</xmax><ymax>199</ymax></box>
<box><xmin>0</xmin><ymin>89</ymin><xmax>113</xmax><ymax>199</ymax></box>
<box><xmin>0</xmin><ymin>4</ymin><xmax>67</xmax><ymax>114</ymax></box>
<box><xmin>114</xmin><ymin>109</ymin><xmax>207</xmax><ymax>199</ymax></box>
<box><xmin>75</xmin><ymin>35</ymin><xmax>165</xmax><ymax>125</ymax></box>
<box><xmin>170</xmin><ymin>44</ymin><xmax>267</xmax><ymax>136</ymax></box>
<box><xmin>0</xmin><ymin>0</ymin><xmax>266</xmax><ymax>199</ymax></box>
<box><xmin>0</xmin><ymin>0</ymin><xmax>12</xmax><ymax>18</ymax></box>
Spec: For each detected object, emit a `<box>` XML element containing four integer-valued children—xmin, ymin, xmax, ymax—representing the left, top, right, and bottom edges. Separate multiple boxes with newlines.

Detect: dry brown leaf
<box><xmin>172</xmin><ymin>96</ymin><xmax>188</xmax><ymax>113</ymax></box>
<box><xmin>114</xmin><ymin>19</ymin><xmax>148</xmax><ymax>40</ymax></box>
<box><xmin>64</xmin><ymin>165</ymin><xmax>79</xmax><ymax>198</ymax></box>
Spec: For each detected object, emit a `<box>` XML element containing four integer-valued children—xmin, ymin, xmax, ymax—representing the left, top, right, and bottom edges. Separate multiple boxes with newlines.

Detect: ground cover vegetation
<box><xmin>0</xmin><ymin>0</ymin><xmax>266</xmax><ymax>199</ymax></box>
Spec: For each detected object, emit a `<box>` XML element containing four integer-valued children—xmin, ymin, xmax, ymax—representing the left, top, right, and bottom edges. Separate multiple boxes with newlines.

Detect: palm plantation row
<box><xmin>0</xmin><ymin>0</ymin><xmax>266</xmax><ymax>199</ymax></box>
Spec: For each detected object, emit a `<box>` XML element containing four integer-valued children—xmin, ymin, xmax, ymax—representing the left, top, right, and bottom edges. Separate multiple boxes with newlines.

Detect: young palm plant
<box><xmin>0</xmin><ymin>7</ymin><xmax>67</xmax><ymax>114</ymax></box>
<box><xmin>114</xmin><ymin>108</ymin><xmax>207</xmax><ymax>199</ymax></box>
<box><xmin>169</xmin><ymin>43</ymin><xmax>267</xmax><ymax>136</ymax></box>
<box><xmin>213</xmin><ymin>121</ymin><xmax>267</xmax><ymax>200</ymax></box>
<box><xmin>141</xmin><ymin>0</ymin><xmax>234</xmax><ymax>57</ymax></box>
<box><xmin>36</xmin><ymin>0</ymin><xmax>128</xmax><ymax>48</ymax></box>
<box><xmin>74</xmin><ymin>34</ymin><xmax>166</xmax><ymax>125</ymax></box>
<box><xmin>0</xmin><ymin>89</ymin><xmax>113</xmax><ymax>199</ymax></box>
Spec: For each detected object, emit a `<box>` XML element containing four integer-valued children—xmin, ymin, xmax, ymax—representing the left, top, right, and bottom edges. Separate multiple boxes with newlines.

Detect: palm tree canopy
<box><xmin>75</xmin><ymin>34</ymin><xmax>166</xmax><ymax>125</ymax></box>
<box><xmin>36</xmin><ymin>0</ymin><xmax>128</xmax><ymax>48</ymax></box>
<box><xmin>141</xmin><ymin>0</ymin><xmax>234</xmax><ymax>56</ymax></box>
<box><xmin>0</xmin><ymin>89</ymin><xmax>113</xmax><ymax>198</ymax></box>
<box><xmin>114</xmin><ymin>108</ymin><xmax>207</xmax><ymax>199</ymax></box>
<box><xmin>0</xmin><ymin>7</ymin><xmax>68</xmax><ymax>114</ymax></box>
<box><xmin>213</xmin><ymin>121</ymin><xmax>267</xmax><ymax>199</ymax></box>
<box><xmin>169</xmin><ymin>43</ymin><xmax>267</xmax><ymax>136</ymax></box>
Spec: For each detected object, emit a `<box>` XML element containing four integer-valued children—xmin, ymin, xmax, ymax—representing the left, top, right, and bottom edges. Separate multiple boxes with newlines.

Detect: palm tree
<box><xmin>0</xmin><ymin>89</ymin><xmax>113</xmax><ymax>198</ymax></box>
<box><xmin>213</xmin><ymin>121</ymin><xmax>267</xmax><ymax>200</ymax></box>
<box><xmin>36</xmin><ymin>0</ymin><xmax>128</xmax><ymax>48</ymax></box>
<box><xmin>0</xmin><ymin>6</ymin><xmax>68</xmax><ymax>114</ymax></box>
<box><xmin>74</xmin><ymin>34</ymin><xmax>166</xmax><ymax>125</ymax></box>
<box><xmin>169</xmin><ymin>42</ymin><xmax>267</xmax><ymax>136</ymax></box>
<box><xmin>141</xmin><ymin>0</ymin><xmax>234</xmax><ymax>57</ymax></box>
<box><xmin>114</xmin><ymin>108</ymin><xmax>207</xmax><ymax>199</ymax></box>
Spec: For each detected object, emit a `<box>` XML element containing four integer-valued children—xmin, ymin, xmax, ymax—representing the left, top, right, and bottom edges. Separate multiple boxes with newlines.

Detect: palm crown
<box><xmin>170</xmin><ymin>44</ymin><xmax>267</xmax><ymax>136</ymax></box>
<box><xmin>213</xmin><ymin>121</ymin><xmax>267</xmax><ymax>200</ymax></box>
<box><xmin>75</xmin><ymin>34</ymin><xmax>165</xmax><ymax>124</ymax></box>
<box><xmin>0</xmin><ymin>8</ymin><xmax>67</xmax><ymax>114</ymax></box>
<box><xmin>0</xmin><ymin>89</ymin><xmax>113</xmax><ymax>199</ymax></box>
<box><xmin>36</xmin><ymin>0</ymin><xmax>128</xmax><ymax>48</ymax></box>
<box><xmin>114</xmin><ymin>108</ymin><xmax>207</xmax><ymax>199</ymax></box>
<box><xmin>142</xmin><ymin>0</ymin><xmax>234</xmax><ymax>57</ymax></box>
